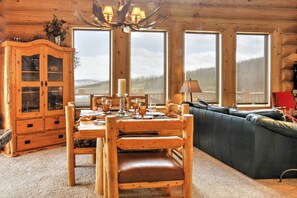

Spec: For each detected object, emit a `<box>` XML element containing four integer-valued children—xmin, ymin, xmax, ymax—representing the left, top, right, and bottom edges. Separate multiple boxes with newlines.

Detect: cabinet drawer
<box><xmin>45</xmin><ymin>116</ymin><xmax>65</xmax><ymax>130</ymax></box>
<box><xmin>16</xmin><ymin>118</ymin><xmax>44</xmax><ymax>134</ymax></box>
<box><xmin>17</xmin><ymin>130</ymin><xmax>66</xmax><ymax>151</ymax></box>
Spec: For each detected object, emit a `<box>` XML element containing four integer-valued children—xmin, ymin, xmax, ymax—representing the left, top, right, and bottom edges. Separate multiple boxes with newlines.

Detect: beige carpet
<box><xmin>0</xmin><ymin>147</ymin><xmax>296</xmax><ymax>198</ymax></box>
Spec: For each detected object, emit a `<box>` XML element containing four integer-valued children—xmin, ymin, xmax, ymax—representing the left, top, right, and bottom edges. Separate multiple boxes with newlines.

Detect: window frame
<box><xmin>235</xmin><ymin>32</ymin><xmax>270</xmax><ymax>106</ymax></box>
<box><xmin>129</xmin><ymin>30</ymin><xmax>167</xmax><ymax>105</ymax></box>
<box><xmin>72</xmin><ymin>28</ymin><xmax>112</xmax><ymax>108</ymax></box>
<box><xmin>184</xmin><ymin>31</ymin><xmax>221</xmax><ymax>104</ymax></box>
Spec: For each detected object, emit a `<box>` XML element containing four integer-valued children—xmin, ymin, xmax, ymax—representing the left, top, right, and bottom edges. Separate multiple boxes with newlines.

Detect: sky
<box><xmin>74</xmin><ymin>30</ymin><xmax>267</xmax><ymax>82</ymax></box>
<box><xmin>74</xmin><ymin>30</ymin><xmax>110</xmax><ymax>81</ymax></box>
<box><xmin>130</xmin><ymin>32</ymin><xmax>164</xmax><ymax>78</ymax></box>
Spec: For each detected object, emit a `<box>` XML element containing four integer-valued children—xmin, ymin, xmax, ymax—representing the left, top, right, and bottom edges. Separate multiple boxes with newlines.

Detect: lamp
<box><xmin>179</xmin><ymin>78</ymin><xmax>202</xmax><ymax>102</ymax></box>
<box><xmin>74</xmin><ymin>0</ymin><xmax>168</xmax><ymax>33</ymax></box>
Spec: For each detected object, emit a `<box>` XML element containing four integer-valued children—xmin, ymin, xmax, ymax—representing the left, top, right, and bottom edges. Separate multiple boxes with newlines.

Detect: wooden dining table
<box><xmin>77</xmin><ymin>109</ymin><xmax>169</xmax><ymax>196</ymax></box>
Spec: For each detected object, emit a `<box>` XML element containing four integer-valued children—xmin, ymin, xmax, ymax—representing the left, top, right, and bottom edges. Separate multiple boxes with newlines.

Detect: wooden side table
<box><xmin>0</xmin><ymin>129</ymin><xmax>12</xmax><ymax>150</ymax></box>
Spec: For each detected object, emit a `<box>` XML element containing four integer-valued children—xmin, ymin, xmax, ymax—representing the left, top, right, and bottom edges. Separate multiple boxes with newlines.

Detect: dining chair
<box><xmin>65</xmin><ymin>105</ymin><xmax>97</xmax><ymax>186</ymax></box>
<box><xmin>166</xmin><ymin>100</ymin><xmax>190</xmax><ymax>118</ymax></box>
<box><xmin>90</xmin><ymin>95</ymin><xmax>122</xmax><ymax>111</ymax></box>
<box><xmin>126</xmin><ymin>94</ymin><xmax>149</xmax><ymax>109</ymax></box>
<box><xmin>166</xmin><ymin>101</ymin><xmax>190</xmax><ymax>159</ymax></box>
<box><xmin>104</xmin><ymin>114</ymin><xmax>193</xmax><ymax>197</ymax></box>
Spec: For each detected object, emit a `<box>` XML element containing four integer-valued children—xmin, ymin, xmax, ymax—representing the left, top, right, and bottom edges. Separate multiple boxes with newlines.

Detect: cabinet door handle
<box><xmin>25</xmin><ymin>140</ymin><xmax>31</xmax><ymax>144</ymax></box>
<box><xmin>45</xmin><ymin>81</ymin><xmax>48</xmax><ymax>86</ymax></box>
<box><xmin>58</xmin><ymin>134</ymin><xmax>63</xmax><ymax>139</ymax></box>
<box><xmin>41</xmin><ymin>81</ymin><xmax>43</xmax><ymax>87</ymax></box>
<box><xmin>54</xmin><ymin>120</ymin><xmax>60</xmax><ymax>125</ymax></box>
<box><xmin>27</xmin><ymin>123</ymin><xmax>33</xmax><ymax>128</ymax></box>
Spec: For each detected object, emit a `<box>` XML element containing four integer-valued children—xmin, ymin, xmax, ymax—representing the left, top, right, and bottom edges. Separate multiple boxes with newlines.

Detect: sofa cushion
<box><xmin>229</xmin><ymin>108</ymin><xmax>285</xmax><ymax>121</ymax></box>
<box><xmin>207</xmin><ymin>105</ymin><xmax>229</xmax><ymax>114</ymax></box>
<box><xmin>246</xmin><ymin>114</ymin><xmax>297</xmax><ymax>138</ymax></box>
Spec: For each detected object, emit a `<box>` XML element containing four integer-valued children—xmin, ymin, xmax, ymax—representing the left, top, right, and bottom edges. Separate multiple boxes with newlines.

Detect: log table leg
<box><xmin>95</xmin><ymin>138</ymin><xmax>103</xmax><ymax>195</ymax></box>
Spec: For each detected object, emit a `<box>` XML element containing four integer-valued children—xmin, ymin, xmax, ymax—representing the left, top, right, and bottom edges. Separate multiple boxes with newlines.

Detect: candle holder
<box><xmin>117</xmin><ymin>93</ymin><xmax>128</xmax><ymax>117</ymax></box>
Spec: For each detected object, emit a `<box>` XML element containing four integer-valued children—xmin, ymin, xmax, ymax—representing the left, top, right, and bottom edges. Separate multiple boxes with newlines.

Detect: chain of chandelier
<box><xmin>74</xmin><ymin>0</ymin><xmax>167</xmax><ymax>33</ymax></box>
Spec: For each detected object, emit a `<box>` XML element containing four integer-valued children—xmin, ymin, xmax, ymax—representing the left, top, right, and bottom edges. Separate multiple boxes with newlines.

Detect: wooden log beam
<box><xmin>166</xmin><ymin>5</ymin><xmax>297</xmax><ymax>21</ymax></box>
<box><xmin>6</xmin><ymin>0</ymin><xmax>297</xmax><ymax>11</ymax></box>
<box><xmin>221</xmin><ymin>26</ymin><xmax>236</xmax><ymax>107</ymax></box>
<box><xmin>282</xmin><ymin>81</ymin><xmax>294</xmax><ymax>91</ymax></box>
<box><xmin>166</xmin><ymin>0</ymin><xmax>297</xmax><ymax>9</ymax></box>
<box><xmin>168</xmin><ymin>23</ymin><xmax>184</xmax><ymax>103</ymax></box>
<box><xmin>5</xmin><ymin>0</ymin><xmax>79</xmax><ymax>11</ymax></box>
<box><xmin>112</xmin><ymin>29</ymin><xmax>130</xmax><ymax>96</ymax></box>
<box><xmin>172</xmin><ymin>17</ymin><xmax>297</xmax><ymax>32</ymax></box>
<box><xmin>5</xmin><ymin>1</ymin><xmax>297</xmax><ymax>25</ymax></box>
<box><xmin>282</xmin><ymin>34</ymin><xmax>297</xmax><ymax>45</ymax></box>
<box><xmin>282</xmin><ymin>58</ymin><xmax>295</xmax><ymax>69</ymax></box>
<box><xmin>271</xmin><ymin>28</ymin><xmax>283</xmax><ymax>92</ymax></box>
<box><xmin>282</xmin><ymin>45</ymin><xmax>297</xmax><ymax>56</ymax></box>
<box><xmin>282</xmin><ymin>69</ymin><xmax>294</xmax><ymax>82</ymax></box>
<box><xmin>4</xmin><ymin>11</ymin><xmax>81</xmax><ymax>25</ymax></box>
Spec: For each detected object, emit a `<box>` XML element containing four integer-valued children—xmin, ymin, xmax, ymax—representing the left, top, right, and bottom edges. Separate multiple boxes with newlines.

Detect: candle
<box><xmin>118</xmin><ymin>79</ymin><xmax>126</xmax><ymax>97</ymax></box>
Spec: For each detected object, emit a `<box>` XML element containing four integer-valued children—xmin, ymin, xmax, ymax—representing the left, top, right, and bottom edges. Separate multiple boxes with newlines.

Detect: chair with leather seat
<box><xmin>104</xmin><ymin>114</ymin><xmax>193</xmax><ymax>197</ymax></box>
<box><xmin>65</xmin><ymin>105</ymin><xmax>97</xmax><ymax>186</ymax></box>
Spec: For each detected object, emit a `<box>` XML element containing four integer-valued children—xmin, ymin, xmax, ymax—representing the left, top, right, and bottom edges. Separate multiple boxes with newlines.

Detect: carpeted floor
<box><xmin>0</xmin><ymin>147</ymin><xmax>296</xmax><ymax>198</ymax></box>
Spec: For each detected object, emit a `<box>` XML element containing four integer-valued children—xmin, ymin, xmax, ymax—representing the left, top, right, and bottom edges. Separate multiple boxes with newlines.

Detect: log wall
<box><xmin>1</xmin><ymin>0</ymin><xmax>297</xmax><ymax>106</ymax></box>
<box><xmin>281</xmin><ymin>34</ymin><xmax>297</xmax><ymax>91</ymax></box>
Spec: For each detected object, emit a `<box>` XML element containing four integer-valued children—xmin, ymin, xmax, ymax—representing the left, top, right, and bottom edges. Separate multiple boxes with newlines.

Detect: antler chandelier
<box><xmin>74</xmin><ymin>0</ymin><xmax>167</xmax><ymax>33</ymax></box>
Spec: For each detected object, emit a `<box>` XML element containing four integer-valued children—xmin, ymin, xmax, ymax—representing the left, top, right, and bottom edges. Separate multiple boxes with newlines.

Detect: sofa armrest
<box><xmin>246</xmin><ymin>114</ymin><xmax>297</xmax><ymax>138</ymax></box>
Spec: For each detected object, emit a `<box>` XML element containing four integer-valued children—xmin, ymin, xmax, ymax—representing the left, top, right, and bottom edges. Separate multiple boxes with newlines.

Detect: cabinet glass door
<box><xmin>21</xmin><ymin>55</ymin><xmax>40</xmax><ymax>81</ymax></box>
<box><xmin>48</xmin><ymin>55</ymin><xmax>63</xmax><ymax>82</ymax></box>
<box><xmin>47</xmin><ymin>86</ymin><xmax>63</xmax><ymax>110</ymax></box>
<box><xmin>17</xmin><ymin>48</ymin><xmax>44</xmax><ymax>119</ymax></box>
<box><xmin>21</xmin><ymin>87</ymin><xmax>40</xmax><ymax>113</ymax></box>
<box><xmin>45</xmin><ymin>50</ymin><xmax>67</xmax><ymax>115</ymax></box>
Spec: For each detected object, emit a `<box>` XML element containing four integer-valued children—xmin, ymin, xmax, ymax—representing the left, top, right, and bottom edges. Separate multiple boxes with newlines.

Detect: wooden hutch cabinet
<box><xmin>0</xmin><ymin>39</ymin><xmax>74</xmax><ymax>156</ymax></box>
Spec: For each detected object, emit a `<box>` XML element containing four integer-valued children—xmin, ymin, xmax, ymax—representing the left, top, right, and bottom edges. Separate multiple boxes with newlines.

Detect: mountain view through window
<box><xmin>73</xmin><ymin>30</ymin><xmax>110</xmax><ymax>107</ymax></box>
<box><xmin>236</xmin><ymin>34</ymin><xmax>269</xmax><ymax>105</ymax></box>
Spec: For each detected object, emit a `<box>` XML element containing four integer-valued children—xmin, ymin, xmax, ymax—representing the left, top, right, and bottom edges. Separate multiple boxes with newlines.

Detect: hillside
<box><xmin>75</xmin><ymin>57</ymin><xmax>265</xmax><ymax>94</ymax></box>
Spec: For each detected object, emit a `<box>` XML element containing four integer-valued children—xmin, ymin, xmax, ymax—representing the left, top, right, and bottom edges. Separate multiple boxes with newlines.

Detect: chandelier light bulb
<box><xmin>140</xmin><ymin>10</ymin><xmax>146</xmax><ymax>19</ymax></box>
<box><xmin>103</xmin><ymin>6</ymin><xmax>113</xmax><ymax>22</ymax></box>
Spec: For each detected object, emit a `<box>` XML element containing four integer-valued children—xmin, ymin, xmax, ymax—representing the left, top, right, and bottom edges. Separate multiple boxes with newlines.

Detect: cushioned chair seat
<box><xmin>74</xmin><ymin>139</ymin><xmax>97</xmax><ymax>148</ymax></box>
<box><xmin>118</xmin><ymin>152</ymin><xmax>184</xmax><ymax>183</ymax></box>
